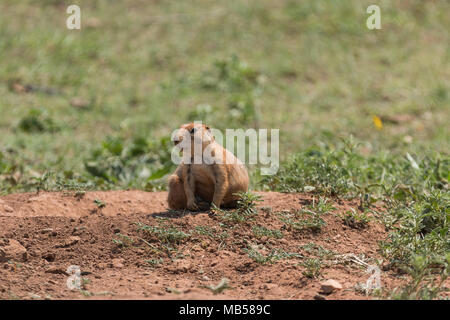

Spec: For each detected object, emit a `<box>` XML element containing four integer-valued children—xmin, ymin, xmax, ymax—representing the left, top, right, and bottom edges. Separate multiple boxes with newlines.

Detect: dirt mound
<box><xmin>0</xmin><ymin>191</ymin><xmax>407</xmax><ymax>300</ymax></box>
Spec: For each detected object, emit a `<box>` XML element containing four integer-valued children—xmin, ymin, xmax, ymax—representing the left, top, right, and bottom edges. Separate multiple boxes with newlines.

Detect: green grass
<box><xmin>279</xmin><ymin>210</ymin><xmax>326</xmax><ymax>234</ymax></box>
<box><xmin>268</xmin><ymin>140</ymin><xmax>449</xmax><ymax>298</ymax></box>
<box><xmin>252</xmin><ymin>225</ymin><xmax>283</xmax><ymax>239</ymax></box>
<box><xmin>0</xmin><ymin>0</ymin><xmax>448</xmax><ymax>299</ymax></box>
<box><xmin>244</xmin><ymin>246</ymin><xmax>302</xmax><ymax>265</ymax></box>
<box><xmin>0</xmin><ymin>0</ymin><xmax>449</xmax><ymax>193</ymax></box>
<box><xmin>136</xmin><ymin>219</ymin><xmax>191</xmax><ymax>245</ymax></box>
<box><xmin>214</xmin><ymin>192</ymin><xmax>262</xmax><ymax>224</ymax></box>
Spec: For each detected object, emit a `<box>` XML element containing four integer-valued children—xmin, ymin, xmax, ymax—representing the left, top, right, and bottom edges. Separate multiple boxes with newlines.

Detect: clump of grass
<box><xmin>198</xmin><ymin>55</ymin><xmax>263</xmax><ymax>126</ymax></box>
<box><xmin>243</xmin><ymin>247</ymin><xmax>274</xmax><ymax>265</ymax></box>
<box><xmin>379</xmin><ymin>193</ymin><xmax>449</xmax><ymax>272</ymax></box>
<box><xmin>136</xmin><ymin>220</ymin><xmax>191</xmax><ymax>245</ymax></box>
<box><xmin>17</xmin><ymin>108</ymin><xmax>60</xmax><ymax>133</ymax></box>
<box><xmin>215</xmin><ymin>192</ymin><xmax>261</xmax><ymax>224</ymax></box>
<box><xmin>388</xmin><ymin>254</ymin><xmax>450</xmax><ymax>300</ymax></box>
<box><xmin>307</xmin><ymin>197</ymin><xmax>336</xmax><ymax>214</ymax></box>
<box><xmin>84</xmin><ymin>136</ymin><xmax>175</xmax><ymax>190</ymax></box>
<box><xmin>244</xmin><ymin>245</ymin><xmax>302</xmax><ymax>265</ymax></box>
<box><xmin>146</xmin><ymin>258</ymin><xmax>164</xmax><ymax>267</ymax></box>
<box><xmin>94</xmin><ymin>199</ymin><xmax>106</xmax><ymax>208</ymax></box>
<box><xmin>279</xmin><ymin>210</ymin><xmax>326</xmax><ymax>233</ymax></box>
<box><xmin>112</xmin><ymin>233</ymin><xmax>134</xmax><ymax>248</ymax></box>
<box><xmin>252</xmin><ymin>225</ymin><xmax>283</xmax><ymax>239</ymax></box>
<box><xmin>300</xmin><ymin>258</ymin><xmax>323</xmax><ymax>279</ymax></box>
<box><xmin>194</xmin><ymin>226</ymin><xmax>229</xmax><ymax>241</ymax></box>
<box><xmin>300</xmin><ymin>242</ymin><xmax>338</xmax><ymax>260</ymax></box>
<box><xmin>342</xmin><ymin>208</ymin><xmax>370</xmax><ymax>229</ymax></box>
<box><xmin>260</xmin><ymin>138</ymin><xmax>449</xmax><ymax>199</ymax></box>
<box><xmin>265</xmin><ymin>139</ymin><xmax>449</xmax><ymax>297</ymax></box>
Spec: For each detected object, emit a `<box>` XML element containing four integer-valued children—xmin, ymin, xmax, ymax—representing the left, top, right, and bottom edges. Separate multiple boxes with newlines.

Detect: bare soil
<box><xmin>0</xmin><ymin>191</ymin><xmax>415</xmax><ymax>300</ymax></box>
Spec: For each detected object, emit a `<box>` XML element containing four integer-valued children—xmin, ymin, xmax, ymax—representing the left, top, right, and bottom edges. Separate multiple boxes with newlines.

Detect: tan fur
<box><xmin>168</xmin><ymin>123</ymin><xmax>249</xmax><ymax>211</ymax></box>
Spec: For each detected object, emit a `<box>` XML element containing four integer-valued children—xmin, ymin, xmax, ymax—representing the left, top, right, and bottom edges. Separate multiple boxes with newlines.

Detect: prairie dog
<box><xmin>168</xmin><ymin>123</ymin><xmax>249</xmax><ymax>211</ymax></box>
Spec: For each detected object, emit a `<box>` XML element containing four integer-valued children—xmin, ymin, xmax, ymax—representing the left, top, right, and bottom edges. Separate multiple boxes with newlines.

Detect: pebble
<box><xmin>111</xmin><ymin>258</ymin><xmax>125</xmax><ymax>268</ymax></box>
<box><xmin>320</xmin><ymin>279</ymin><xmax>343</xmax><ymax>294</ymax></box>
<box><xmin>0</xmin><ymin>239</ymin><xmax>27</xmax><ymax>262</ymax></box>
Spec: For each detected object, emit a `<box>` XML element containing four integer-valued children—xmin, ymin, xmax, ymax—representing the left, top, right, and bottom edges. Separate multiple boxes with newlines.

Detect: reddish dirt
<box><xmin>0</xmin><ymin>191</ymin><xmax>416</xmax><ymax>300</ymax></box>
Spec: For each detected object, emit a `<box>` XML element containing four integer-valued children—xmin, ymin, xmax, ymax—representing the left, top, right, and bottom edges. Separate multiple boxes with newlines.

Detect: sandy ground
<box><xmin>0</xmin><ymin>191</ymin><xmax>418</xmax><ymax>300</ymax></box>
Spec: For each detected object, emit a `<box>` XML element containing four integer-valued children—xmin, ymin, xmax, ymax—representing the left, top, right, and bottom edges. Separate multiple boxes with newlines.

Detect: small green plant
<box><xmin>301</xmin><ymin>258</ymin><xmax>323</xmax><ymax>279</ymax></box>
<box><xmin>28</xmin><ymin>172</ymin><xmax>53</xmax><ymax>193</ymax></box>
<box><xmin>243</xmin><ymin>246</ymin><xmax>273</xmax><ymax>265</ymax></box>
<box><xmin>252</xmin><ymin>225</ymin><xmax>283</xmax><ymax>239</ymax></box>
<box><xmin>307</xmin><ymin>197</ymin><xmax>335</xmax><ymax>214</ymax></box>
<box><xmin>194</xmin><ymin>226</ymin><xmax>229</xmax><ymax>241</ymax></box>
<box><xmin>215</xmin><ymin>192</ymin><xmax>261</xmax><ymax>223</ymax></box>
<box><xmin>244</xmin><ymin>246</ymin><xmax>302</xmax><ymax>265</ymax></box>
<box><xmin>112</xmin><ymin>233</ymin><xmax>135</xmax><ymax>248</ymax></box>
<box><xmin>136</xmin><ymin>220</ymin><xmax>191</xmax><ymax>245</ymax></box>
<box><xmin>84</xmin><ymin>135</ymin><xmax>175</xmax><ymax>190</ymax></box>
<box><xmin>17</xmin><ymin>108</ymin><xmax>60</xmax><ymax>133</ymax></box>
<box><xmin>280</xmin><ymin>210</ymin><xmax>326</xmax><ymax>233</ymax></box>
<box><xmin>342</xmin><ymin>208</ymin><xmax>370</xmax><ymax>229</ymax></box>
<box><xmin>300</xmin><ymin>242</ymin><xmax>337</xmax><ymax>260</ymax></box>
<box><xmin>146</xmin><ymin>258</ymin><xmax>164</xmax><ymax>267</ymax></box>
<box><xmin>388</xmin><ymin>254</ymin><xmax>449</xmax><ymax>300</ymax></box>
<box><xmin>94</xmin><ymin>199</ymin><xmax>106</xmax><ymax>208</ymax></box>
<box><xmin>74</xmin><ymin>190</ymin><xmax>86</xmax><ymax>199</ymax></box>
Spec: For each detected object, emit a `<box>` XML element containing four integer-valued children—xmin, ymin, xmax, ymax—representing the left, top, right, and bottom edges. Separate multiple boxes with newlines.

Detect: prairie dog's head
<box><xmin>172</xmin><ymin>123</ymin><xmax>214</xmax><ymax>149</ymax></box>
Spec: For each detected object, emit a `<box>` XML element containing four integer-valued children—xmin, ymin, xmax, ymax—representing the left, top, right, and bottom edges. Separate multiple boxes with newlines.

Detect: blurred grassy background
<box><xmin>0</xmin><ymin>0</ymin><xmax>448</xmax><ymax>192</ymax></box>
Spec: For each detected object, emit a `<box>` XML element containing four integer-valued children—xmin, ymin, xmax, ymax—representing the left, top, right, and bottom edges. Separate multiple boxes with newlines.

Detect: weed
<box><xmin>136</xmin><ymin>221</ymin><xmax>191</xmax><ymax>245</ymax></box>
<box><xmin>17</xmin><ymin>108</ymin><xmax>60</xmax><ymax>133</ymax></box>
<box><xmin>252</xmin><ymin>225</ymin><xmax>283</xmax><ymax>239</ymax></box>
<box><xmin>244</xmin><ymin>245</ymin><xmax>302</xmax><ymax>265</ymax></box>
<box><xmin>94</xmin><ymin>199</ymin><xmax>106</xmax><ymax>209</ymax></box>
<box><xmin>146</xmin><ymin>258</ymin><xmax>164</xmax><ymax>267</ymax></box>
<box><xmin>343</xmin><ymin>208</ymin><xmax>370</xmax><ymax>229</ymax></box>
<box><xmin>280</xmin><ymin>210</ymin><xmax>326</xmax><ymax>233</ymax></box>
<box><xmin>215</xmin><ymin>192</ymin><xmax>261</xmax><ymax>224</ymax></box>
<box><xmin>388</xmin><ymin>254</ymin><xmax>449</xmax><ymax>300</ymax></box>
<box><xmin>112</xmin><ymin>233</ymin><xmax>134</xmax><ymax>248</ymax></box>
<box><xmin>194</xmin><ymin>226</ymin><xmax>228</xmax><ymax>241</ymax></box>
<box><xmin>300</xmin><ymin>258</ymin><xmax>323</xmax><ymax>279</ymax></box>
<box><xmin>300</xmin><ymin>242</ymin><xmax>338</xmax><ymax>260</ymax></box>
<box><xmin>84</xmin><ymin>136</ymin><xmax>175</xmax><ymax>190</ymax></box>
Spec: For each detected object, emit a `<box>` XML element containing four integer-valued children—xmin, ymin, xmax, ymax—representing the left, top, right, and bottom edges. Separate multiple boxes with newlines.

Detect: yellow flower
<box><xmin>373</xmin><ymin>115</ymin><xmax>383</xmax><ymax>130</ymax></box>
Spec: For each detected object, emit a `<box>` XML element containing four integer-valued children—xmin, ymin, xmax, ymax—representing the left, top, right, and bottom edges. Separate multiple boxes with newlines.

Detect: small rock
<box><xmin>41</xmin><ymin>228</ymin><xmax>54</xmax><ymax>234</ymax></box>
<box><xmin>55</xmin><ymin>236</ymin><xmax>80</xmax><ymax>248</ymax></box>
<box><xmin>0</xmin><ymin>239</ymin><xmax>27</xmax><ymax>262</ymax></box>
<box><xmin>111</xmin><ymin>258</ymin><xmax>124</xmax><ymax>268</ymax></box>
<box><xmin>314</xmin><ymin>294</ymin><xmax>327</xmax><ymax>300</ymax></box>
<box><xmin>320</xmin><ymin>279</ymin><xmax>343</xmax><ymax>294</ymax></box>
<box><xmin>3</xmin><ymin>205</ymin><xmax>13</xmax><ymax>213</ymax></box>
<box><xmin>72</xmin><ymin>226</ymin><xmax>86</xmax><ymax>236</ymax></box>
<box><xmin>45</xmin><ymin>266</ymin><xmax>67</xmax><ymax>275</ymax></box>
